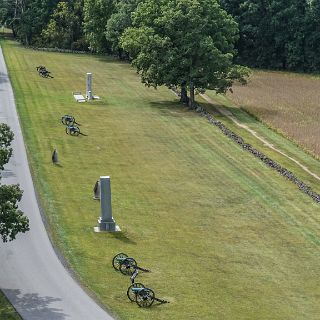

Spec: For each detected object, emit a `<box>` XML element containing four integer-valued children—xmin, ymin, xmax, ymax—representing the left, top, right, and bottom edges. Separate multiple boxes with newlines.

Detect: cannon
<box><xmin>127</xmin><ymin>284</ymin><xmax>169</xmax><ymax>307</ymax></box>
<box><xmin>112</xmin><ymin>253</ymin><xmax>150</xmax><ymax>276</ymax></box>
<box><xmin>61</xmin><ymin>114</ymin><xmax>76</xmax><ymax>126</ymax></box>
<box><xmin>66</xmin><ymin>125</ymin><xmax>80</xmax><ymax>136</ymax></box>
<box><xmin>36</xmin><ymin>65</ymin><xmax>53</xmax><ymax>78</ymax></box>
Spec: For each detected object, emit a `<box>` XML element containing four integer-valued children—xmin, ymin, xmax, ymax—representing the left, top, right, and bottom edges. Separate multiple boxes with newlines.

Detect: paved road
<box><xmin>0</xmin><ymin>47</ymin><xmax>114</xmax><ymax>320</ymax></box>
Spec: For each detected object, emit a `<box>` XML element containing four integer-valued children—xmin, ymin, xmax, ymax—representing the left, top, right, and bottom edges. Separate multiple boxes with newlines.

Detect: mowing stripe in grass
<box><xmin>2</xmin><ymin>40</ymin><xmax>320</xmax><ymax>320</ymax></box>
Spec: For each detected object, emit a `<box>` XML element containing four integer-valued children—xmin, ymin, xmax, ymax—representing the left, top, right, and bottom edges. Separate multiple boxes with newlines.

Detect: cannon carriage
<box><xmin>112</xmin><ymin>253</ymin><xmax>169</xmax><ymax>308</ymax></box>
<box><xmin>36</xmin><ymin>65</ymin><xmax>53</xmax><ymax>78</ymax></box>
<box><xmin>112</xmin><ymin>252</ymin><xmax>150</xmax><ymax>275</ymax></box>
<box><xmin>61</xmin><ymin>114</ymin><xmax>76</xmax><ymax>126</ymax></box>
<box><xmin>66</xmin><ymin>125</ymin><xmax>80</xmax><ymax>136</ymax></box>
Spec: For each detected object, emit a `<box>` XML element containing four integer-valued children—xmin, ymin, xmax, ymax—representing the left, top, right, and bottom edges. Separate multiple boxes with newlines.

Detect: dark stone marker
<box><xmin>93</xmin><ymin>180</ymin><xmax>100</xmax><ymax>200</ymax></box>
<box><xmin>52</xmin><ymin>149</ymin><xmax>58</xmax><ymax>164</ymax></box>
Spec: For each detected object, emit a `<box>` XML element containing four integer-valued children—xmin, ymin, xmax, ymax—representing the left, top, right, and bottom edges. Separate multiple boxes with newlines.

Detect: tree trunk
<box><xmin>188</xmin><ymin>81</ymin><xmax>195</xmax><ymax>107</ymax></box>
<box><xmin>11</xmin><ymin>26</ymin><xmax>17</xmax><ymax>38</ymax></box>
<box><xmin>118</xmin><ymin>48</ymin><xmax>123</xmax><ymax>59</ymax></box>
<box><xmin>180</xmin><ymin>81</ymin><xmax>189</xmax><ymax>104</ymax></box>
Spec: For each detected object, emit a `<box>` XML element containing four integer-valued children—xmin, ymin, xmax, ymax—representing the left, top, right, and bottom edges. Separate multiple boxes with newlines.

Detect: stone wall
<box><xmin>188</xmin><ymin>99</ymin><xmax>320</xmax><ymax>204</ymax></box>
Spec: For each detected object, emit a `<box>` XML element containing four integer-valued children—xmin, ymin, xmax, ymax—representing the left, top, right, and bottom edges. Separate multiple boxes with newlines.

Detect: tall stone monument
<box><xmin>94</xmin><ymin>176</ymin><xmax>120</xmax><ymax>232</ymax></box>
<box><xmin>86</xmin><ymin>73</ymin><xmax>93</xmax><ymax>100</ymax></box>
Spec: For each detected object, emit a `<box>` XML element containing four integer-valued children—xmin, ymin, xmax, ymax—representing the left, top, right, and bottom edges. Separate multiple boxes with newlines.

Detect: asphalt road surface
<box><xmin>0</xmin><ymin>47</ymin><xmax>114</xmax><ymax>320</ymax></box>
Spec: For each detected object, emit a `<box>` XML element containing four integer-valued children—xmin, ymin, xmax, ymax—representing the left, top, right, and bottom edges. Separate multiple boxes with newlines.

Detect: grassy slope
<box><xmin>203</xmin><ymin>93</ymin><xmax>320</xmax><ymax>194</ymax></box>
<box><xmin>2</xmin><ymin>40</ymin><xmax>320</xmax><ymax>320</ymax></box>
<box><xmin>0</xmin><ymin>291</ymin><xmax>21</xmax><ymax>319</ymax></box>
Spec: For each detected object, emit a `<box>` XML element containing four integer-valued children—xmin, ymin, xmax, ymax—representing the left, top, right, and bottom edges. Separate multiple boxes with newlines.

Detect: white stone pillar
<box><xmin>94</xmin><ymin>176</ymin><xmax>120</xmax><ymax>232</ymax></box>
<box><xmin>86</xmin><ymin>73</ymin><xmax>93</xmax><ymax>100</ymax></box>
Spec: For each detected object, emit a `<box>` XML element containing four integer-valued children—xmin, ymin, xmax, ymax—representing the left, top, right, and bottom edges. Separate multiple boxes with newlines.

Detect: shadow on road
<box><xmin>2</xmin><ymin>289</ymin><xmax>68</xmax><ymax>320</ymax></box>
<box><xmin>0</xmin><ymin>71</ymin><xmax>8</xmax><ymax>85</ymax></box>
<box><xmin>1</xmin><ymin>169</ymin><xmax>16</xmax><ymax>179</ymax></box>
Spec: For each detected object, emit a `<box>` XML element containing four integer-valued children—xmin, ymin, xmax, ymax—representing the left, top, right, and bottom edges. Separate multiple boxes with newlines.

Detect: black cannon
<box><xmin>126</xmin><ymin>267</ymin><xmax>169</xmax><ymax>307</ymax></box>
<box><xmin>112</xmin><ymin>253</ymin><xmax>150</xmax><ymax>276</ymax></box>
<box><xmin>61</xmin><ymin>114</ymin><xmax>76</xmax><ymax>126</ymax></box>
<box><xmin>127</xmin><ymin>284</ymin><xmax>169</xmax><ymax>307</ymax></box>
<box><xmin>66</xmin><ymin>125</ymin><xmax>80</xmax><ymax>136</ymax></box>
<box><xmin>36</xmin><ymin>65</ymin><xmax>53</xmax><ymax>78</ymax></box>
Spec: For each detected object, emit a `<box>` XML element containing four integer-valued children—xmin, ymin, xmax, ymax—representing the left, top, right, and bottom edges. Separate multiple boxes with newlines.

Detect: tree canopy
<box><xmin>3</xmin><ymin>0</ymin><xmax>320</xmax><ymax>72</ymax></box>
<box><xmin>105</xmin><ymin>0</ymin><xmax>139</xmax><ymax>58</ymax></box>
<box><xmin>121</xmin><ymin>0</ymin><xmax>250</xmax><ymax>105</ymax></box>
<box><xmin>0</xmin><ymin>124</ymin><xmax>29</xmax><ymax>242</ymax></box>
<box><xmin>220</xmin><ymin>0</ymin><xmax>320</xmax><ymax>72</ymax></box>
<box><xmin>83</xmin><ymin>0</ymin><xmax>114</xmax><ymax>52</ymax></box>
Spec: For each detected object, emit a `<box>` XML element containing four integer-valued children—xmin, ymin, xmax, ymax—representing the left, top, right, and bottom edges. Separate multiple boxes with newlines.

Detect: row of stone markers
<box><xmin>185</xmin><ymin>98</ymin><xmax>320</xmax><ymax>204</ymax></box>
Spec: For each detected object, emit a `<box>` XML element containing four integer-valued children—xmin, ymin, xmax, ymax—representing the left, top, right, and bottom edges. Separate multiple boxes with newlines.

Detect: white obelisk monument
<box><xmin>94</xmin><ymin>176</ymin><xmax>120</xmax><ymax>232</ymax></box>
<box><xmin>86</xmin><ymin>72</ymin><xmax>93</xmax><ymax>100</ymax></box>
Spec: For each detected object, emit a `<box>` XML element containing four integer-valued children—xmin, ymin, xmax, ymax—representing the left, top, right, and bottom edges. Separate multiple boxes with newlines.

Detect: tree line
<box><xmin>220</xmin><ymin>0</ymin><xmax>320</xmax><ymax>72</ymax></box>
<box><xmin>1</xmin><ymin>0</ymin><xmax>320</xmax><ymax>72</ymax></box>
<box><xmin>0</xmin><ymin>0</ymin><xmax>251</xmax><ymax>105</ymax></box>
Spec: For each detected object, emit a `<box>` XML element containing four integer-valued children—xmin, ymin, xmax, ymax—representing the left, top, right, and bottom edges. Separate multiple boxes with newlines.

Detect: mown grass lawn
<box><xmin>0</xmin><ymin>291</ymin><xmax>21</xmax><ymax>319</ymax></box>
<box><xmin>2</xmin><ymin>40</ymin><xmax>320</xmax><ymax>320</ymax></box>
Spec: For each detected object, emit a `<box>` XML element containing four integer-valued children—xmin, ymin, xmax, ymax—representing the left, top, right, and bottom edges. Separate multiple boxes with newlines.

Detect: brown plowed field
<box><xmin>227</xmin><ymin>70</ymin><xmax>320</xmax><ymax>157</ymax></box>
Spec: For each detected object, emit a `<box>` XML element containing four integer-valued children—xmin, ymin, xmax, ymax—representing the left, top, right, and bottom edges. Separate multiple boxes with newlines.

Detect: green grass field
<box><xmin>1</xmin><ymin>40</ymin><xmax>320</xmax><ymax>320</ymax></box>
<box><xmin>0</xmin><ymin>291</ymin><xmax>21</xmax><ymax>319</ymax></box>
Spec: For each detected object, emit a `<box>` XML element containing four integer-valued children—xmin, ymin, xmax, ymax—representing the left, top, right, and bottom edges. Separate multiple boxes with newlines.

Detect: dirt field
<box><xmin>227</xmin><ymin>70</ymin><xmax>320</xmax><ymax>157</ymax></box>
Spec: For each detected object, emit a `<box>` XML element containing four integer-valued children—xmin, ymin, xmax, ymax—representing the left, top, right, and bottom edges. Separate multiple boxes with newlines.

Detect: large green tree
<box><xmin>0</xmin><ymin>124</ymin><xmax>29</xmax><ymax>242</ymax></box>
<box><xmin>219</xmin><ymin>0</ymin><xmax>276</xmax><ymax>68</ymax></box>
<box><xmin>305</xmin><ymin>0</ymin><xmax>320</xmax><ymax>71</ymax></box>
<box><xmin>0</xmin><ymin>0</ymin><xmax>13</xmax><ymax>26</ymax></box>
<box><xmin>220</xmin><ymin>0</ymin><xmax>309</xmax><ymax>71</ymax></box>
<box><xmin>41</xmin><ymin>0</ymin><xmax>85</xmax><ymax>49</ymax></box>
<box><xmin>105</xmin><ymin>0</ymin><xmax>140</xmax><ymax>58</ymax></box>
<box><xmin>9</xmin><ymin>0</ymin><xmax>60</xmax><ymax>45</ymax></box>
<box><xmin>121</xmin><ymin>0</ymin><xmax>249</xmax><ymax>106</ymax></box>
<box><xmin>83</xmin><ymin>0</ymin><xmax>115</xmax><ymax>52</ymax></box>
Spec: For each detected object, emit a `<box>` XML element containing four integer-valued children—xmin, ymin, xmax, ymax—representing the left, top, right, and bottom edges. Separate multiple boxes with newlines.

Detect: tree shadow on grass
<box><xmin>198</xmin><ymin>101</ymin><xmax>266</xmax><ymax>125</ymax></box>
<box><xmin>148</xmin><ymin>100</ymin><xmax>196</xmax><ymax>118</ymax></box>
<box><xmin>149</xmin><ymin>97</ymin><xmax>267</xmax><ymax>127</ymax></box>
<box><xmin>2</xmin><ymin>289</ymin><xmax>68</xmax><ymax>320</ymax></box>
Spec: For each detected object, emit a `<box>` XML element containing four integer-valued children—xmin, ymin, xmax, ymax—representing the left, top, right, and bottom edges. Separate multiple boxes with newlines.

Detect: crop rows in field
<box><xmin>227</xmin><ymin>70</ymin><xmax>320</xmax><ymax>157</ymax></box>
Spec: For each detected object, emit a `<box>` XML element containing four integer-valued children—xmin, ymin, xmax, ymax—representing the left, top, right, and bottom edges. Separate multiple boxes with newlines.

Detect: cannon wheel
<box><xmin>126</xmin><ymin>283</ymin><xmax>145</xmax><ymax>302</ymax></box>
<box><xmin>71</xmin><ymin>127</ymin><xmax>80</xmax><ymax>136</ymax></box>
<box><xmin>136</xmin><ymin>288</ymin><xmax>155</xmax><ymax>308</ymax></box>
<box><xmin>120</xmin><ymin>258</ymin><xmax>137</xmax><ymax>276</ymax></box>
<box><xmin>61</xmin><ymin>115</ymin><xmax>75</xmax><ymax>125</ymax></box>
<box><xmin>65</xmin><ymin>117</ymin><xmax>75</xmax><ymax>126</ymax></box>
<box><xmin>62</xmin><ymin>118</ymin><xmax>73</xmax><ymax>125</ymax></box>
<box><xmin>112</xmin><ymin>253</ymin><xmax>128</xmax><ymax>271</ymax></box>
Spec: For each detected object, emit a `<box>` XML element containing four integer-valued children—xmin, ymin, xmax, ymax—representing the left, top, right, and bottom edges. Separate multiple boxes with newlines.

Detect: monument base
<box><xmin>94</xmin><ymin>217</ymin><xmax>121</xmax><ymax>232</ymax></box>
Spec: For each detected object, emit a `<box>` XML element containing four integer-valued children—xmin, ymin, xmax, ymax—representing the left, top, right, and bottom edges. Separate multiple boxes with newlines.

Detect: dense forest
<box><xmin>1</xmin><ymin>0</ymin><xmax>320</xmax><ymax>72</ymax></box>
